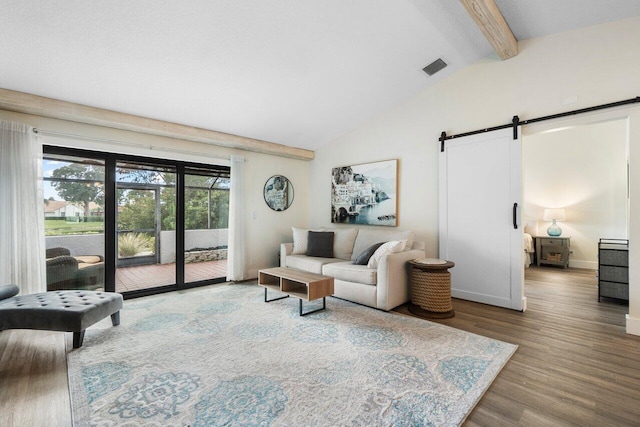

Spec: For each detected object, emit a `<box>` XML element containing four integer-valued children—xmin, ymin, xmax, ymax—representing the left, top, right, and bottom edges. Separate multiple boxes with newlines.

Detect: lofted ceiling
<box><xmin>1</xmin><ymin>0</ymin><xmax>639</xmax><ymax>151</ymax></box>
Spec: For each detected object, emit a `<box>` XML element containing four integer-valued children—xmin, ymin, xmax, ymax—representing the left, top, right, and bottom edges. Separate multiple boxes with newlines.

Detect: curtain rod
<box><xmin>439</xmin><ymin>96</ymin><xmax>640</xmax><ymax>152</ymax></box>
<box><xmin>32</xmin><ymin>128</ymin><xmax>242</xmax><ymax>161</ymax></box>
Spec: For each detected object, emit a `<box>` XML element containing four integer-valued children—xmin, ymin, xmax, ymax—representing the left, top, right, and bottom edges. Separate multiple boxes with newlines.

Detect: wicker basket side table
<box><xmin>408</xmin><ymin>258</ymin><xmax>455</xmax><ymax>319</ymax></box>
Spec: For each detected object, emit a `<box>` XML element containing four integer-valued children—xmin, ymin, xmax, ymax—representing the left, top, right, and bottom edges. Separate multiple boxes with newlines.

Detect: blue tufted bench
<box><xmin>0</xmin><ymin>284</ymin><xmax>123</xmax><ymax>348</ymax></box>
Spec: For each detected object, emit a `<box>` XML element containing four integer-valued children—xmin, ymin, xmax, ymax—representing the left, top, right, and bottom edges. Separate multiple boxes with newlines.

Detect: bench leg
<box><xmin>72</xmin><ymin>311</ymin><xmax>119</xmax><ymax>348</ymax></box>
<box><xmin>111</xmin><ymin>311</ymin><xmax>121</xmax><ymax>326</ymax></box>
<box><xmin>73</xmin><ymin>330</ymin><xmax>86</xmax><ymax>348</ymax></box>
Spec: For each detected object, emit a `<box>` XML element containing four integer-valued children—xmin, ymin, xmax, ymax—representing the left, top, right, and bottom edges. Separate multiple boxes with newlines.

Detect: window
<box><xmin>43</xmin><ymin>146</ymin><xmax>230</xmax><ymax>297</ymax></box>
<box><xmin>43</xmin><ymin>154</ymin><xmax>105</xmax><ymax>291</ymax></box>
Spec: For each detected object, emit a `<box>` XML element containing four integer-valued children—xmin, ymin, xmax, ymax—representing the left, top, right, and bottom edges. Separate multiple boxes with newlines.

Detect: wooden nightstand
<box><xmin>535</xmin><ymin>236</ymin><xmax>571</xmax><ymax>268</ymax></box>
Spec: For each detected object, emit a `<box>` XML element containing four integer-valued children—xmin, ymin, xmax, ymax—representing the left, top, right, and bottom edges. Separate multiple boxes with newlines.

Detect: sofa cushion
<box><xmin>307</xmin><ymin>231</ymin><xmax>334</xmax><ymax>257</ymax></box>
<box><xmin>285</xmin><ymin>255</ymin><xmax>342</xmax><ymax>274</ymax></box>
<box><xmin>291</xmin><ymin>227</ymin><xmax>323</xmax><ymax>255</ymax></box>
<box><xmin>323</xmin><ymin>262</ymin><xmax>377</xmax><ymax>286</ymax></box>
<box><xmin>351</xmin><ymin>229</ymin><xmax>415</xmax><ymax>261</ymax></box>
<box><xmin>354</xmin><ymin>242</ymin><xmax>385</xmax><ymax>265</ymax></box>
<box><xmin>331</xmin><ymin>228</ymin><xmax>358</xmax><ymax>260</ymax></box>
<box><xmin>75</xmin><ymin>255</ymin><xmax>102</xmax><ymax>264</ymax></box>
<box><xmin>367</xmin><ymin>240</ymin><xmax>405</xmax><ymax>269</ymax></box>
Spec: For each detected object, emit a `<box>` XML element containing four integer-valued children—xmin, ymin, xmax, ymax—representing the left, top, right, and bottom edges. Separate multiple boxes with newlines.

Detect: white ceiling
<box><xmin>1</xmin><ymin>1</ymin><xmax>639</xmax><ymax>151</ymax></box>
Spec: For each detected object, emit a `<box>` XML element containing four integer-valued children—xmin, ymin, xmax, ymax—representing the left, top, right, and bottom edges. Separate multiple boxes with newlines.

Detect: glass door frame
<box><xmin>43</xmin><ymin>145</ymin><xmax>230</xmax><ymax>299</ymax></box>
<box><xmin>116</xmin><ymin>184</ymin><xmax>161</xmax><ymax>268</ymax></box>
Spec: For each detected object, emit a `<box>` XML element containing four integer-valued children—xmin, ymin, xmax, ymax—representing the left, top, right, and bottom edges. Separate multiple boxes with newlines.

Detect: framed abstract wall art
<box><xmin>331</xmin><ymin>159</ymin><xmax>397</xmax><ymax>226</ymax></box>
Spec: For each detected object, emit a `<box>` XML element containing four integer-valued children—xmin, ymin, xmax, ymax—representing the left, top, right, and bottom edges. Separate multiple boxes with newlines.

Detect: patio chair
<box><xmin>46</xmin><ymin>247</ymin><xmax>71</xmax><ymax>258</ymax></box>
<box><xmin>46</xmin><ymin>247</ymin><xmax>105</xmax><ymax>291</ymax></box>
<box><xmin>46</xmin><ymin>255</ymin><xmax>80</xmax><ymax>290</ymax></box>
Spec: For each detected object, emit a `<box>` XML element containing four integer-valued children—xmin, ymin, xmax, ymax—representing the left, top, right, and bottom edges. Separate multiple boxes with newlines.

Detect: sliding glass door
<box><xmin>43</xmin><ymin>154</ymin><xmax>106</xmax><ymax>291</ymax></box>
<box><xmin>184</xmin><ymin>168</ymin><xmax>230</xmax><ymax>283</ymax></box>
<box><xmin>42</xmin><ymin>146</ymin><xmax>230</xmax><ymax>297</ymax></box>
<box><xmin>115</xmin><ymin>161</ymin><xmax>177</xmax><ymax>293</ymax></box>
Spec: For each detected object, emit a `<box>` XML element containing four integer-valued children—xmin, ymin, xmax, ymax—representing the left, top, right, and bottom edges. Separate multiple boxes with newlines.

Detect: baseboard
<box><xmin>568</xmin><ymin>259</ymin><xmax>597</xmax><ymax>270</ymax></box>
<box><xmin>626</xmin><ymin>314</ymin><xmax>640</xmax><ymax>336</ymax></box>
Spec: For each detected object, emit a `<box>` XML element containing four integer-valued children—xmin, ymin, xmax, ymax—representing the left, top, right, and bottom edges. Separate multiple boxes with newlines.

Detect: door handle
<box><xmin>513</xmin><ymin>203</ymin><xmax>518</xmax><ymax>229</ymax></box>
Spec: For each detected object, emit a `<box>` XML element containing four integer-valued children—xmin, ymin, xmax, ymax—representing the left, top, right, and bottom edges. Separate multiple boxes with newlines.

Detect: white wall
<box><xmin>0</xmin><ymin>109</ymin><xmax>311</xmax><ymax>280</ymax></box>
<box><xmin>311</xmin><ymin>17</ymin><xmax>640</xmax><ymax>334</ymax></box>
<box><xmin>523</xmin><ymin>119</ymin><xmax>628</xmax><ymax>269</ymax></box>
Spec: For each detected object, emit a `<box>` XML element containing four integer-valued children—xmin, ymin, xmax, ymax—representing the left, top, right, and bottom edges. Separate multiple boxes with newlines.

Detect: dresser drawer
<box><xmin>539</xmin><ymin>238</ymin><xmax>565</xmax><ymax>246</ymax></box>
<box><xmin>599</xmin><ymin>281</ymin><xmax>629</xmax><ymax>300</ymax></box>
<box><xmin>599</xmin><ymin>249</ymin><xmax>628</xmax><ymax>267</ymax></box>
<box><xmin>599</xmin><ymin>265</ymin><xmax>628</xmax><ymax>283</ymax></box>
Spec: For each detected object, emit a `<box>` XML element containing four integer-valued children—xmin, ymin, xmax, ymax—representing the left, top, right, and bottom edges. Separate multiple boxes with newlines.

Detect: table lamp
<box><xmin>543</xmin><ymin>208</ymin><xmax>566</xmax><ymax>236</ymax></box>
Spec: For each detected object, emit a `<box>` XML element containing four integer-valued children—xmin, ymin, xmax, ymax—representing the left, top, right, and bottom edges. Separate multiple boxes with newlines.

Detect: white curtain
<box><xmin>0</xmin><ymin>120</ymin><xmax>46</xmax><ymax>294</ymax></box>
<box><xmin>227</xmin><ymin>155</ymin><xmax>246</xmax><ymax>281</ymax></box>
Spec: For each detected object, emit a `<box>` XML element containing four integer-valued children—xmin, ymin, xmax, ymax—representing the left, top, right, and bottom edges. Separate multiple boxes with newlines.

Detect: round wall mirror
<box><xmin>264</xmin><ymin>175</ymin><xmax>294</xmax><ymax>211</ymax></box>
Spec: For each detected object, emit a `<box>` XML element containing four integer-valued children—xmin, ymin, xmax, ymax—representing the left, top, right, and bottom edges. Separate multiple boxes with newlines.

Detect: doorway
<box><xmin>116</xmin><ymin>186</ymin><xmax>161</xmax><ymax>268</ymax></box>
<box><xmin>522</xmin><ymin>114</ymin><xmax>629</xmax><ymax>304</ymax></box>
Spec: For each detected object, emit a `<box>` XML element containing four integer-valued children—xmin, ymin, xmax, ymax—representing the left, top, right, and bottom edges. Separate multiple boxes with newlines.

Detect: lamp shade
<box><xmin>543</xmin><ymin>208</ymin><xmax>566</xmax><ymax>222</ymax></box>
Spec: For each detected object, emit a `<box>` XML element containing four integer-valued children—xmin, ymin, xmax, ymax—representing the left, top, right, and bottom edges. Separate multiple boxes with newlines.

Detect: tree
<box><xmin>161</xmin><ymin>187</ymin><xmax>176</xmax><ymax>231</ymax></box>
<box><xmin>184</xmin><ymin>175</ymin><xmax>229</xmax><ymax>230</ymax></box>
<box><xmin>51</xmin><ymin>164</ymin><xmax>105</xmax><ymax>217</ymax></box>
<box><xmin>51</xmin><ymin>163</ymin><xmax>229</xmax><ymax>230</ymax></box>
<box><xmin>117</xmin><ymin>189</ymin><xmax>156</xmax><ymax>231</ymax></box>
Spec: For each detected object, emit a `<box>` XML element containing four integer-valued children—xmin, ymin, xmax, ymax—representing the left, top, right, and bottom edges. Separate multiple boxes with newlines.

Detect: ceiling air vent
<box><xmin>422</xmin><ymin>58</ymin><xmax>447</xmax><ymax>76</ymax></box>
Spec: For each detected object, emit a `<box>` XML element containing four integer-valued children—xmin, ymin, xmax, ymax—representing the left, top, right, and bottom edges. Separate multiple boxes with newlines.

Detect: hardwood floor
<box><xmin>1</xmin><ymin>266</ymin><xmax>638</xmax><ymax>426</ymax></box>
<box><xmin>0</xmin><ymin>330</ymin><xmax>71</xmax><ymax>426</ymax></box>
<box><xmin>438</xmin><ymin>267</ymin><xmax>640</xmax><ymax>426</ymax></box>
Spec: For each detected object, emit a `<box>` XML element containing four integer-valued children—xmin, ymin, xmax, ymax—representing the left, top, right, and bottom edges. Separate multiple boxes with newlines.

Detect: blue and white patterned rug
<box><xmin>67</xmin><ymin>283</ymin><xmax>516</xmax><ymax>426</ymax></box>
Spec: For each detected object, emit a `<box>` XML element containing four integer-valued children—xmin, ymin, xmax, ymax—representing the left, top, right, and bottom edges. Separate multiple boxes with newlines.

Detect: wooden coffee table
<box><xmin>258</xmin><ymin>267</ymin><xmax>334</xmax><ymax>316</ymax></box>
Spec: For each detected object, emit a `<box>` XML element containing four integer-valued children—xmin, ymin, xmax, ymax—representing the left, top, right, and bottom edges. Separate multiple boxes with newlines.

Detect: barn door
<box><xmin>439</xmin><ymin>128</ymin><xmax>525</xmax><ymax>311</ymax></box>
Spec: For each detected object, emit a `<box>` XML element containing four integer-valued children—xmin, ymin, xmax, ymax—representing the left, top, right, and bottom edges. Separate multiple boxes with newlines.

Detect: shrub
<box><xmin>118</xmin><ymin>233</ymin><xmax>153</xmax><ymax>257</ymax></box>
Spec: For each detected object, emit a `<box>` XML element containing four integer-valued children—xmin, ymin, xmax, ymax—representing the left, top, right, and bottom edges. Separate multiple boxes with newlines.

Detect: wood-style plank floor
<box><xmin>1</xmin><ymin>266</ymin><xmax>638</xmax><ymax>426</ymax></box>
<box><xmin>430</xmin><ymin>267</ymin><xmax>640</xmax><ymax>426</ymax></box>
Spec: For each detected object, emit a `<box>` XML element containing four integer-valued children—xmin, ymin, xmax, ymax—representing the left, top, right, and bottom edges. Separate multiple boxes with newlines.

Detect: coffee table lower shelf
<box><xmin>258</xmin><ymin>267</ymin><xmax>334</xmax><ymax>316</ymax></box>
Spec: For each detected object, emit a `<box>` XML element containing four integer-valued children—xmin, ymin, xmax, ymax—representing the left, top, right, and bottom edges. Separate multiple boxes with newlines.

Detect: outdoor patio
<box><xmin>116</xmin><ymin>259</ymin><xmax>228</xmax><ymax>292</ymax></box>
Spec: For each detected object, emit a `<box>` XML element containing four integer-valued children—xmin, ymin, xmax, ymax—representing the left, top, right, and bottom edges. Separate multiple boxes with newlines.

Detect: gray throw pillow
<box><xmin>354</xmin><ymin>242</ymin><xmax>385</xmax><ymax>265</ymax></box>
<box><xmin>306</xmin><ymin>231</ymin><xmax>335</xmax><ymax>257</ymax></box>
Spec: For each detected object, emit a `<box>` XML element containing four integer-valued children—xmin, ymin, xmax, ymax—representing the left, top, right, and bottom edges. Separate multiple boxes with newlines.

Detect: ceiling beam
<box><xmin>0</xmin><ymin>88</ymin><xmax>315</xmax><ymax>161</ymax></box>
<box><xmin>459</xmin><ymin>0</ymin><xmax>518</xmax><ymax>60</ymax></box>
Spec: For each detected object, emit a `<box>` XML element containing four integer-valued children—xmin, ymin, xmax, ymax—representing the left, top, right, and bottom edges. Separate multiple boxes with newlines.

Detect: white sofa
<box><xmin>280</xmin><ymin>227</ymin><xmax>425</xmax><ymax>311</ymax></box>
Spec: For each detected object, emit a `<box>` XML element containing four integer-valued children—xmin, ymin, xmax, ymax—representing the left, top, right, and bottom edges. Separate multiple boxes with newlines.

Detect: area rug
<box><xmin>67</xmin><ymin>283</ymin><xmax>517</xmax><ymax>426</ymax></box>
